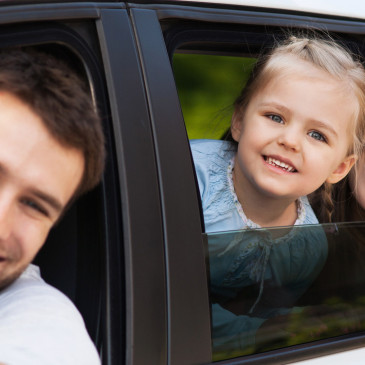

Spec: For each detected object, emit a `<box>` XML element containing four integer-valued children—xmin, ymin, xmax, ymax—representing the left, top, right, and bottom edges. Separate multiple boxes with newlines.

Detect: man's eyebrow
<box><xmin>32</xmin><ymin>189</ymin><xmax>64</xmax><ymax>213</ymax></box>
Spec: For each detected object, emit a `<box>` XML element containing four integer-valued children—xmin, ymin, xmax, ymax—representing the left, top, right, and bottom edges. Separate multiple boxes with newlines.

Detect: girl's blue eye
<box><xmin>308</xmin><ymin>130</ymin><xmax>326</xmax><ymax>142</ymax></box>
<box><xmin>268</xmin><ymin>114</ymin><xmax>283</xmax><ymax>124</ymax></box>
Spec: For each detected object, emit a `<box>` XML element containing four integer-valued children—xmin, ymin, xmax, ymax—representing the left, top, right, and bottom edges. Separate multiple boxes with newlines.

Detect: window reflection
<box><xmin>207</xmin><ymin>223</ymin><xmax>365</xmax><ymax>361</ymax></box>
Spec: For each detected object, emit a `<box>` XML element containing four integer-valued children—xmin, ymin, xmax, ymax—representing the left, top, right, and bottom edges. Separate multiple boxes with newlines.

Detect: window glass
<box><xmin>207</xmin><ymin>222</ymin><xmax>365</xmax><ymax>361</ymax></box>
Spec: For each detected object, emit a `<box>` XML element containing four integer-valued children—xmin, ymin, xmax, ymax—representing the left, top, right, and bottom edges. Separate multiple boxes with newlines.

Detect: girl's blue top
<box><xmin>190</xmin><ymin>139</ymin><xmax>328</xmax><ymax>354</ymax></box>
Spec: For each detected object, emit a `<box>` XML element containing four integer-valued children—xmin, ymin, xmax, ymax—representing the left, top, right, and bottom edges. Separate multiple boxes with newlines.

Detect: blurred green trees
<box><xmin>173</xmin><ymin>53</ymin><xmax>255</xmax><ymax>140</ymax></box>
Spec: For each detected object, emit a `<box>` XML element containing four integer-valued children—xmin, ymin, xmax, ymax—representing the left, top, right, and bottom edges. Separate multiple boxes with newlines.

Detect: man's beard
<box><xmin>0</xmin><ymin>262</ymin><xmax>28</xmax><ymax>291</ymax></box>
<box><xmin>0</xmin><ymin>240</ymin><xmax>28</xmax><ymax>291</ymax></box>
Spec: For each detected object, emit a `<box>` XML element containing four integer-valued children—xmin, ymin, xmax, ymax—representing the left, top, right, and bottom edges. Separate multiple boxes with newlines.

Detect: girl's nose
<box><xmin>277</xmin><ymin>125</ymin><xmax>301</xmax><ymax>151</ymax></box>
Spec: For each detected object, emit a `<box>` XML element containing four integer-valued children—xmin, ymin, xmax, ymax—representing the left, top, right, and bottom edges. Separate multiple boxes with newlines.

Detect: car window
<box><xmin>171</xmin><ymin>27</ymin><xmax>365</xmax><ymax>362</ymax></box>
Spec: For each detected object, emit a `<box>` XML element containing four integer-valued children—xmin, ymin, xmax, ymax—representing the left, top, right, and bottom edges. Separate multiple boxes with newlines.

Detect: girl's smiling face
<box><xmin>231</xmin><ymin>61</ymin><xmax>357</xmax><ymax>202</ymax></box>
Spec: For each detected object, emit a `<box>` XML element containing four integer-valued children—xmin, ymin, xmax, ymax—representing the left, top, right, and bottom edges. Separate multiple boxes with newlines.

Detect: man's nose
<box><xmin>0</xmin><ymin>195</ymin><xmax>15</xmax><ymax>241</ymax></box>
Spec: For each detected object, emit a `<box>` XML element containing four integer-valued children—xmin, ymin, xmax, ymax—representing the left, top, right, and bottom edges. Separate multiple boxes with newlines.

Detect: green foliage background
<box><xmin>172</xmin><ymin>53</ymin><xmax>255</xmax><ymax>140</ymax></box>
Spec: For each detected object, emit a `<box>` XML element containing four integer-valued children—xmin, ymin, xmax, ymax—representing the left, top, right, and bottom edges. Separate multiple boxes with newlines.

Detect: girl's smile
<box><xmin>263</xmin><ymin>155</ymin><xmax>297</xmax><ymax>173</ymax></box>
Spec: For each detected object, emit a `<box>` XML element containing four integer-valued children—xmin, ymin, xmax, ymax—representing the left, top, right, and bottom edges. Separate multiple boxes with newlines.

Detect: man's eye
<box><xmin>308</xmin><ymin>130</ymin><xmax>327</xmax><ymax>142</ymax></box>
<box><xmin>21</xmin><ymin>199</ymin><xmax>48</xmax><ymax>216</ymax></box>
<box><xmin>268</xmin><ymin>114</ymin><xmax>283</xmax><ymax>124</ymax></box>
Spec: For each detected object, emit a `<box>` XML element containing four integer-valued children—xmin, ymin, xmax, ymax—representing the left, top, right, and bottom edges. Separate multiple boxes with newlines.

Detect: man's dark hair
<box><xmin>0</xmin><ymin>48</ymin><xmax>105</xmax><ymax>198</ymax></box>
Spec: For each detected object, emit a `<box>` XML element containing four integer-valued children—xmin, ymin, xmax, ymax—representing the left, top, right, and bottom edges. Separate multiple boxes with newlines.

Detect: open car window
<box><xmin>4</xmin><ymin>22</ymin><xmax>116</xmax><ymax>353</ymax></box>
<box><xmin>171</xmin><ymin>25</ymin><xmax>365</xmax><ymax>362</ymax></box>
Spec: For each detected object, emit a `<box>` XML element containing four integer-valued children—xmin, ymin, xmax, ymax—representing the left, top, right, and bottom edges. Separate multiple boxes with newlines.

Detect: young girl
<box><xmin>191</xmin><ymin>35</ymin><xmax>365</xmax><ymax>356</ymax></box>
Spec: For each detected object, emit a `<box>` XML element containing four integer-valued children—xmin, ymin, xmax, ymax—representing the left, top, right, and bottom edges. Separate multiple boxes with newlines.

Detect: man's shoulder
<box><xmin>0</xmin><ymin>264</ymin><xmax>100</xmax><ymax>365</ymax></box>
<box><xmin>0</xmin><ymin>264</ymin><xmax>72</xmax><ymax>308</ymax></box>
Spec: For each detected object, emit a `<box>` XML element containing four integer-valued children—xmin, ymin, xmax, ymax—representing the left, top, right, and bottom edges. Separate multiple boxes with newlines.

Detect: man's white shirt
<box><xmin>0</xmin><ymin>264</ymin><xmax>100</xmax><ymax>365</ymax></box>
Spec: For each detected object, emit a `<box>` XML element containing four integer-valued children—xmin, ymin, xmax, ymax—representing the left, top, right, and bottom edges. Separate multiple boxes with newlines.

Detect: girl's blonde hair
<box><xmin>234</xmin><ymin>33</ymin><xmax>365</xmax><ymax>222</ymax></box>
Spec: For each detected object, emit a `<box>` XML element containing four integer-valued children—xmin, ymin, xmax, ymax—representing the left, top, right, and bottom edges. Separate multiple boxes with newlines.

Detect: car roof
<box><xmin>1</xmin><ymin>0</ymin><xmax>364</xmax><ymax>22</ymax></box>
<box><xmin>180</xmin><ymin>0</ymin><xmax>365</xmax><ymax>21</ymax></box>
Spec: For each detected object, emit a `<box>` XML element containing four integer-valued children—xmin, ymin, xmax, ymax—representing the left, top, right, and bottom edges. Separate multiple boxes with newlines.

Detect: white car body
<box><xmin>183</xmin><ymin>0</ymin><xmax>365</xmax><ymax>21</ymax></box>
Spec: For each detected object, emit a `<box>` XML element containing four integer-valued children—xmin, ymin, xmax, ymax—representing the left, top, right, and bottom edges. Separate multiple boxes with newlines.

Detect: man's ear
<box><xmin>326</xmin><ymin>154</ymin><xmax>357</xmax><ymax>184</ymax></box>
<box><xmin>231</xmin><ymin>109</ymin><xmax>243</xmax><ymax>142</ymax></box>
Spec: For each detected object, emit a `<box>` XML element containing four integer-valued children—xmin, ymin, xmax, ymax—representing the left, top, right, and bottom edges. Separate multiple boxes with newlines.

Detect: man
<box><xmin>0</xmin><ymin>49</ymin><xmax>105</xmax><ymax>364</ymax></box>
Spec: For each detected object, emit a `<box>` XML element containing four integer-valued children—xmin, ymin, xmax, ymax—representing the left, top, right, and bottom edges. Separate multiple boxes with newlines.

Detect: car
<box><xmin>1</xmin><ymin>0</ymin><xmax>365</xmax><ymax>363</ymax></box>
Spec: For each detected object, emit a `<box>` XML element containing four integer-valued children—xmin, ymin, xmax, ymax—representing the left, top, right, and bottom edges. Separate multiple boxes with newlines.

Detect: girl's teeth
<box><xmin>267</xmin><ymin>157</ymin><xmax>294</xmax><ymax>172</ymax></box>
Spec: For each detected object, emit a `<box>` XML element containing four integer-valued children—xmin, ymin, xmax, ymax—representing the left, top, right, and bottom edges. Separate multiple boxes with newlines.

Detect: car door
<box><xmin>129</xmin><ymin>1</ymin><xmax>365</xmax><ymax>364</ymax></box>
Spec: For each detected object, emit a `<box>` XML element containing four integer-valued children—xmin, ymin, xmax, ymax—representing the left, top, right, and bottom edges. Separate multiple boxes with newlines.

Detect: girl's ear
<box><xmin>231</xmin><ymin>109</ymin><xmax>243</xmax><ymax>142</ymax></box>
<box><xmin>326</xmin><ymin>154</ymin><xmax>357</xmax><ymax>184</ymax></box>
